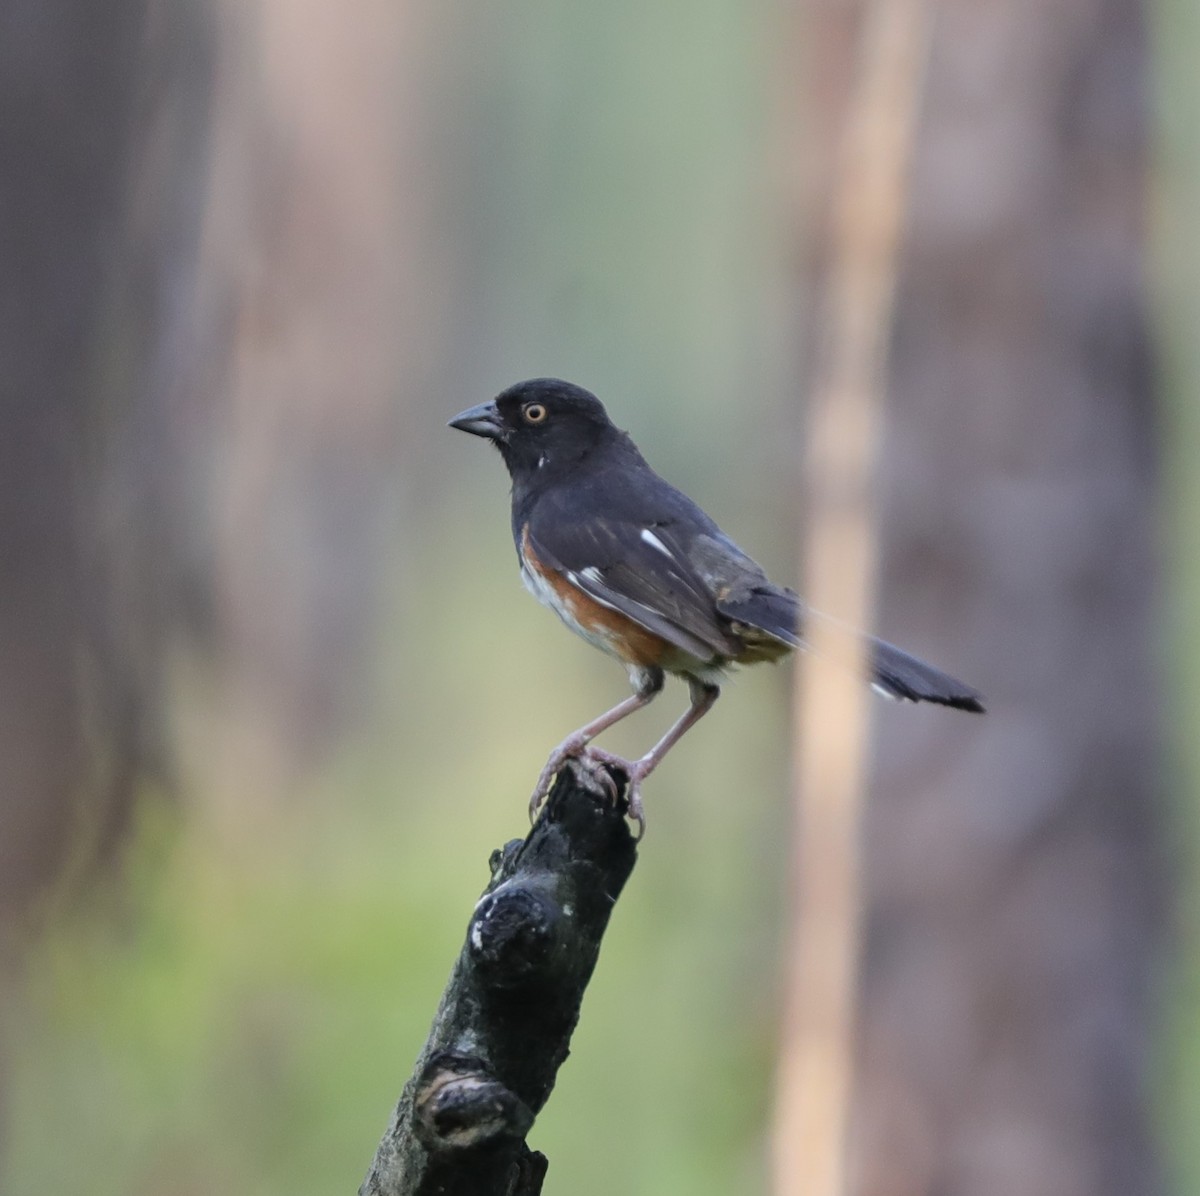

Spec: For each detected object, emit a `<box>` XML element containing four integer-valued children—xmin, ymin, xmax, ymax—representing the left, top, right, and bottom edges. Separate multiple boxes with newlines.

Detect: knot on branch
<box><xmin>469</xmin><ymin>885</ymin><xmax>561</xmax><ymax>987</ymax></box>
<box><xmin>414</xmin><ymin>1054</ymin><xmax>535</xmax><ymax>1150</ymax></box>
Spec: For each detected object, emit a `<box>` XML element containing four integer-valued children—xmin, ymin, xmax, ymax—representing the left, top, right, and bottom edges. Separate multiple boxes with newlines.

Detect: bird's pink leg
<box><xmin>586</xmin><ymin>680</ymin><xmax>720</xmax><ymax>837</ymax></box>
<box><xmin>529</xmin><ymin>671</ymin><xmax>664</xmax><ymax>821</ymax></box>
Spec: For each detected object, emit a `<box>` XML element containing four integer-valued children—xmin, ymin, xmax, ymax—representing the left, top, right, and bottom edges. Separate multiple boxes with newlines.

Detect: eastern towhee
<box><xmin>451</xmin><ymin>378</ymin><xmax>983</xmax><ymax>834</ymax></box>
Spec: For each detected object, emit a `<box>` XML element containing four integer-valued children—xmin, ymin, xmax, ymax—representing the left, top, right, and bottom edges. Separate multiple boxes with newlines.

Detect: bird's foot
<box><xmin>528</xmin><ymin>737</ymin><xmax>651</xmax><ymax>835</ymax></box>
<box><xmin>578</xmin><ymin>746</ymin><xmax>648</xmax><ymax>840</ymax></box>
<box><xmin>528</xmin><ymin>732</ymin><xmax>618</xmax><ymax>823</ymax></box>
<box><xmin>572</xmin><ymin>751</ymin><xmax>625</xmax><ymax>804</ymax></box>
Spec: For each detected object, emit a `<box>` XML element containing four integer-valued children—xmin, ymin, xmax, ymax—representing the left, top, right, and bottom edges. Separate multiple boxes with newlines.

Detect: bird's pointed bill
<box><xmin>448</xmin><ymin>401</ymin><xmax>505</xmax><ymax>440</ymax></box>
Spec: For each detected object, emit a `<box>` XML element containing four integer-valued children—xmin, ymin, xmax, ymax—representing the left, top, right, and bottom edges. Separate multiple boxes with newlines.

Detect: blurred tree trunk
<box><xmin>0</xmin><ymin>2</ymin><xmax>214</xmax><ymax>937</ymax></box>
<box><xmin>176</xmin><ymin>0</ymin><xmax>442</xmax><ymax>820</ymax></box>
<box><xmin>799</xmin><ymin>1</ymin><xmax>1162</xmax><ymax>1193</ymax></box>
<box><xmin>0</xmin><ymin>0</ymin><xmax>448</xmax><ymax>907</ymax></box>
<box><xmin>0</xmin><ymin>0</ymin><xmax>440</xmax><ymax>903</ymax></box>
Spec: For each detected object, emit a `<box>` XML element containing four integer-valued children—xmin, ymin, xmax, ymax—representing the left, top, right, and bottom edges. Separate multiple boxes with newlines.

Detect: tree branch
<box><xmin>360</xmin><ymin>760</ymin><xmax>637</xmax><ymax>1196</ymax></box>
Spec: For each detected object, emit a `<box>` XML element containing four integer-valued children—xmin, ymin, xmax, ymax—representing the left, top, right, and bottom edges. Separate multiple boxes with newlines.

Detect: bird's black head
<box><xmin>449</xmin><ymin>378</ymin><xmax>619</xmax><ymax>480</ymax></box>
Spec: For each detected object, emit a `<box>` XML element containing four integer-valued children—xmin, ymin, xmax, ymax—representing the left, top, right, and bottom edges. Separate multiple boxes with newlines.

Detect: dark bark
<box><xmin>360</xmin><ymin>762</ymin><xmax>637</xmax><ymax>1196</ymax></box>
<box><xmin>0</xmin><ymin>1</ymin><xmax>215</xmax><ymax>934</ymax></box>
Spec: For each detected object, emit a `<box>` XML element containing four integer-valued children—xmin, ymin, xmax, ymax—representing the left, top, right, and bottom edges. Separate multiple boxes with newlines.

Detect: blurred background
<box><xmin>0</xmin><ymin>0</ymin><xmax>1191</xmax><ymax>1193</ymax></box>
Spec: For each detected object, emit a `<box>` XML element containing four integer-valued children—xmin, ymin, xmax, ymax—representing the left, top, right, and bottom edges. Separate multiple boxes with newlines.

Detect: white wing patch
<box><xmin>564</xmin><ymin>571</ymin><xmax>620</xmax><ymax>611</ymax></box>
<box><xmin>640</xmin><ymin>528</ymin><xmax>673</xmax><ymax>558</ymax></box>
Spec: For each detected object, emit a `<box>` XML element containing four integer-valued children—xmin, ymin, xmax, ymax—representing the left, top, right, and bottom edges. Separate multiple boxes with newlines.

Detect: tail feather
<box><xmin>868</xmin><ymin>636</ymin><xmax>984</xmax><ymax>712</ymax></box>
<box><xmin>717</xmin><ymin>587</ymin><xmax>984</xmax><ymax>713</ymax></box>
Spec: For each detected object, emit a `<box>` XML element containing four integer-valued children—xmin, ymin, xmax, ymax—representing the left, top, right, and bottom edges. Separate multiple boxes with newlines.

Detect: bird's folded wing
<box><xmin>525</xmin><ymin>513</ymin><xmax>740</xmax><ymax>662</ymax></box>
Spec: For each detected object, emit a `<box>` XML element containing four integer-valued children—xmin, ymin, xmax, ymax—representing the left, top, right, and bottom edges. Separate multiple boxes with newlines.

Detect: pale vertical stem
<box><xmin>771</xmin><ymin>3</ymin><xmax>931</xmax><ymax>1195</ymax></box>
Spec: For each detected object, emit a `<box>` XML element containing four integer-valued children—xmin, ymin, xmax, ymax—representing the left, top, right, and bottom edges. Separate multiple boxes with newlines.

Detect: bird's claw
<box><xmin>624</xmin><ymin>783</ymin><xmax>646</xmax><ymax>840</ymax></box>
<box><xmin>577</xmin><ymin>747</ymin><xmax>647</xmax><ymax>840</ymax></box>
<box><xmin>528</xmin><ymin>759</ymin><xmax>560</xmax><ymax>823</ymax></box>
<box><xmin>528</xmin><ymin>742</ymin><xmax>645</xmax><ymax>838</ymax></box>
<box><xmin>527</xmin><ymin>733</ymin><xmax>597</xmax><ymax>823</ymax></box>
<box><xmin>572</xmin><ymin>751</ymin><xmax>622</xmax><ymax>803</ymax></box>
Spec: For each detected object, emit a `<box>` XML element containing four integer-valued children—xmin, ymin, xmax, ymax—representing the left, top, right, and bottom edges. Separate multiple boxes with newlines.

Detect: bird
<box><xmin>449</xmin><ymin>378</ymin><xmax>983</xmax><ymax>835</ymax></box>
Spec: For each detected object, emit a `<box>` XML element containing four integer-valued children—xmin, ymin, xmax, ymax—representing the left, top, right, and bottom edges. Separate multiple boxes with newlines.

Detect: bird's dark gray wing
<box><xmin>524</xmin><ymin>500</ymin><xmax>742</xmax><ymax>662</ymax></box>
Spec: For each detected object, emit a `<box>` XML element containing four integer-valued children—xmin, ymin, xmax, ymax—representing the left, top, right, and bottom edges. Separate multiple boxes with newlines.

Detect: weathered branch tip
<box><xmin>360</xmin><ymin>759</ymin><xmax>638</xmax><ymax>1196</ymax></box>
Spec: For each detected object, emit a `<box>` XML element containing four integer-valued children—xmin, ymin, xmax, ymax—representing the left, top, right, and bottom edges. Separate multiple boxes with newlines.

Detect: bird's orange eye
<box><xmin>522</xmin><ymin>403</ymin><xmax>548</xmax><ymax>425</ymax></box>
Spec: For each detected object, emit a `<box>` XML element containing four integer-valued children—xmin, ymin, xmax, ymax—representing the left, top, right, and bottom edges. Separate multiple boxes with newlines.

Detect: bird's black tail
<box><xmin>718</xmin><ymin>587</ymin><xmax>984</xmax><ymax>713</ymax></box>
<box><xmin>867</xmin><ymin>635</ymin><xmax>984</xmax><ymax>712</ymax></box>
